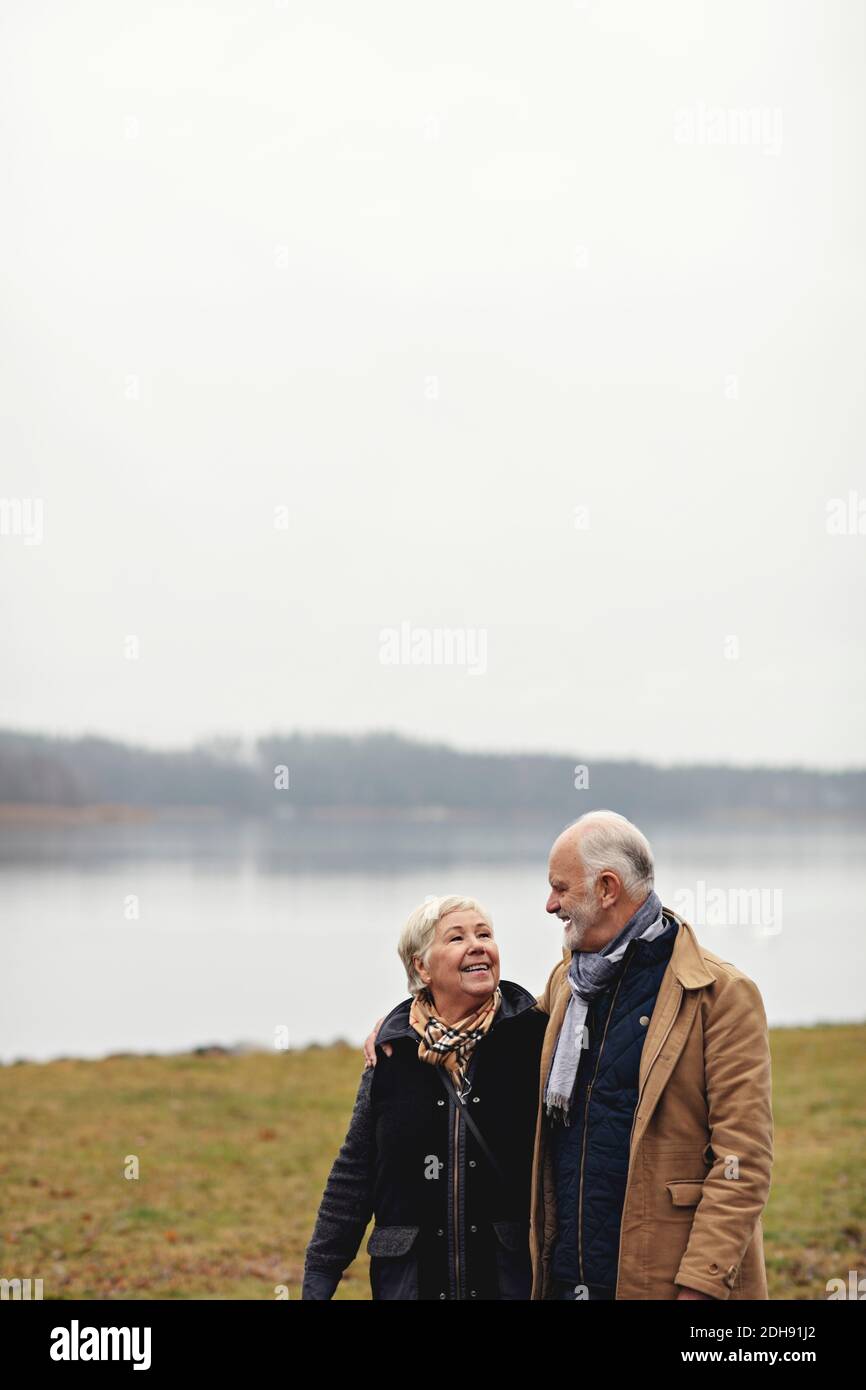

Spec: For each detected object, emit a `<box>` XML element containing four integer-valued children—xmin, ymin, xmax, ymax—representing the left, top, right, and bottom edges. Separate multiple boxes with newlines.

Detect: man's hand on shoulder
<box><xmin>363</xmin><ymin>1017</ymin><xmax>391</xmax><ymax>1068</ymax></box>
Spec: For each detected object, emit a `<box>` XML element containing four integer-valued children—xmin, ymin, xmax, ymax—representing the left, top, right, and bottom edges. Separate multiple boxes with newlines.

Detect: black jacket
<box><xmin>302</xmin><ymin>980</ymin><xmax>547</xmax><ymax>1300</ymax></box>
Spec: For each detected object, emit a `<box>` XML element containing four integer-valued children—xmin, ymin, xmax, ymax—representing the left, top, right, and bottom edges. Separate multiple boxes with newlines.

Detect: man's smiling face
<box><xmin>546</xmin><ymin>836</ymin><xmax>607</xmax><ymax>953</ymax></box>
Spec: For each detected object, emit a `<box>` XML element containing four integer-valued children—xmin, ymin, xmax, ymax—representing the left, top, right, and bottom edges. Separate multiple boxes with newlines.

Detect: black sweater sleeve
<box><xmin>301</xmin><ymin>1065</ymin><xmax>376</xmax><ymax>1299</ymax></box>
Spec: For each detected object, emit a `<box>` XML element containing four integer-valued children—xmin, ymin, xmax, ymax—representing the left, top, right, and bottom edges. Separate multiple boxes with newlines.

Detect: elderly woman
<box><xmin>302</xmin><ymin>895</ymin><xmax>548</xmax><ymax>1300</ymax></box>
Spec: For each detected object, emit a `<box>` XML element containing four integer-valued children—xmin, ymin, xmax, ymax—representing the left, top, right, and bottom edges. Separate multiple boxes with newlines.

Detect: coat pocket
<box><xmin>366</xmin><ymin>1224</ymin><xmax>421</xmax><ymax>1300</ymax></box>
<box><xmin>665</xmin><ymin>1179</ymin><xmax>704</xmax><ymax>1207</ymax></box>
<box><xmin>492</xmin><ymin>1220</ymin><xmax>532</xmax><ymax>1301</ymax></box>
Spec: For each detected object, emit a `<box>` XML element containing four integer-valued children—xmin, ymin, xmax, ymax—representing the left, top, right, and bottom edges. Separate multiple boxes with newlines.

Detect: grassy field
<box><xmin>1</xmin><ymin>1023</ymin><xmax>863</xmax><ymax>1300</ymax></box>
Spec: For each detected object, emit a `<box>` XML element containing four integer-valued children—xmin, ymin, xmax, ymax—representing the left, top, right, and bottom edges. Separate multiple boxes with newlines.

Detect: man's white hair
<box><xmin>398</xmin><ymin>895</ymin><xmax>492</xmax><ymax>996</ymax></box>
<box><xmin>566</xmin><ymin>810</ymin><xmax>655</xmax><ymax>898</ymax></box>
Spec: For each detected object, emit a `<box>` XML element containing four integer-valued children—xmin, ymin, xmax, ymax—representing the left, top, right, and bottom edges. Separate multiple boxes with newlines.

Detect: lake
<box><xmin>1</xmin><ymin>817</ymin><xmax>864</xmax><ymax>1063</ymax></box>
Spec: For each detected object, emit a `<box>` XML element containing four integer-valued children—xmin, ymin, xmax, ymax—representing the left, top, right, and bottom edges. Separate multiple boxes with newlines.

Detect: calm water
<box><xmin>1</xmin><ymin>818</ymin><xmax>864</xmax><ymax>1063</ymax></box>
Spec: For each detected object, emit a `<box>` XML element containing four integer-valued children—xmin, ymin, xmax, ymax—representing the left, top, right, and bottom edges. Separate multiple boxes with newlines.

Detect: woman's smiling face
<box><xmin>415</xmin><ymin>908</ymin><xmax>500</xmax><ymax>1020</ymax></box>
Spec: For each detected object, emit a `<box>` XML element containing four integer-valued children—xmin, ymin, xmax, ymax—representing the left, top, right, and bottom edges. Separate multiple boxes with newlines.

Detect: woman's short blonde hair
<box><xmin>398</xmin><ymin>895</ymin><xmax>493</xmax><ymax>996</ymax></box>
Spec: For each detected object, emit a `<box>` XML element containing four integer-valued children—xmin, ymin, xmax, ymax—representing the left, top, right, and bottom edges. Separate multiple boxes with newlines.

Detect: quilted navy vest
<box><xmin>549</xmin><ymin>918</ymin><xmax>678</xmax><ymax>1291</ymax></box>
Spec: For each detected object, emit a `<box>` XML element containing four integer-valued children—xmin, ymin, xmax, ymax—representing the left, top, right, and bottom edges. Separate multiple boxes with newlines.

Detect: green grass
<box><xmin>0</xmin><ymin>1025</ymin><xmax>862</xmax><ymax>1300</ymax></box>
<box><xmin>763</xmin><ymin>1023</ymin><xmax>865</xmax><ymax>1297</ymax></box>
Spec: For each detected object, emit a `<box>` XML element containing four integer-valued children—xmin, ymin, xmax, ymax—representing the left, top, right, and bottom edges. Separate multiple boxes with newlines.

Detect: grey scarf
<box><xmin>544</xmin><ymin>890</ymin><xmax>666</xmax><ymax>1124</ymax></box>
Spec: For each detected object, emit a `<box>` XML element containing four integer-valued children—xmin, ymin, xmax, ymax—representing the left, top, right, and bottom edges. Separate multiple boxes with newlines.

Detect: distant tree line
<box><xmin>0</xmin><ymin>728</ymin><xmax>863</xmax><ymax>820</ymax></box>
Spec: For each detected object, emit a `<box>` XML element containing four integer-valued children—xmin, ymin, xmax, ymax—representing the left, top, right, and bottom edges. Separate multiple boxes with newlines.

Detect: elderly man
<box><xmin>367</xmin><ymin>809</ymin><xmax>773</xmax><ymax>1301</ymax></box>
<box><xmin>533</xmin><ymin>810</ymin><xmax>773</xmax><ymax>1301</ymax></box>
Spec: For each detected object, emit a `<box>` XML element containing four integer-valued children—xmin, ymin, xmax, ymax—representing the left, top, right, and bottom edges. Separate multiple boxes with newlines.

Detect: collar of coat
<box><xmin>665</xmin><ymin>910</ymin><xmax>718</xmax><ymax>988</ymax></box>
<box><xmin>552</xmin><ymin>908</ymin><xmax>716</xmax><ymax>991</ymax></box>
<box><xmin>376</xmin><ymin>978</ymin><xmax>539</xmax><ymax>1048</ymax></box>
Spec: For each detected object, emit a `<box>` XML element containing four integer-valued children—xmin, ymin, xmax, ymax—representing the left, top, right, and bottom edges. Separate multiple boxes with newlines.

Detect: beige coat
<box><xmin>529</xmin><ymin>912</ymin><xmax>773</xmax><ymax>1299</ymax></box>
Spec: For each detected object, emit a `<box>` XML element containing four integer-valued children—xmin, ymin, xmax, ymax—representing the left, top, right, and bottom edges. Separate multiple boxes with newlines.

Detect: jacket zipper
<box><xmin>577</xmin><ymin>954</ymin><xmax>633</xmax><ymax>1285</ymax></box>
<box><xmin>452</xmin><ymin>1097</ymin><xmax>461</xmax><ymax>1299</ymax></box>
<box><xmin>447</xmin><ymin>1016</ymin><xmax>521</xmax><ymax>1300</ymax></box>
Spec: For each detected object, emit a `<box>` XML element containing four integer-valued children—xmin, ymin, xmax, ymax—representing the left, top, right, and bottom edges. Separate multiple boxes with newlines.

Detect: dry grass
<box><xmin>0</xmin><ymin>1024</ymin><xmax>862</xmax><ymax>1299</ymax></box>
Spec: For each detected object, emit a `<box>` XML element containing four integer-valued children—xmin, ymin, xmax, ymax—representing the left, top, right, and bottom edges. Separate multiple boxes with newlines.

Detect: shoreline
<box><xmin>3</xmin><ymin>1018</ymin><xmax>864</xmax><ymax>1068</ymax></box>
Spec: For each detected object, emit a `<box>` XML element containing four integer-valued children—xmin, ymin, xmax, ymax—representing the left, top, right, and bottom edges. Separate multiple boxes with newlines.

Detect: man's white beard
<box><xmin>563</xmin><ymin>919</ymin><xmax>590</xmax><ymax>951</ymax></box>
<box><xmin>560</xmin><ymin>897</ymin><xmax>601</xmax><ymax>952</ymax></box>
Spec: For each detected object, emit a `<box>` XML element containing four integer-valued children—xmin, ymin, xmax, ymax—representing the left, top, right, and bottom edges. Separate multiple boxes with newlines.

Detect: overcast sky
<box><xmin>1</xmin><ymin>1</ymin><xmax>864</xmax><ymax>768</ymax></box>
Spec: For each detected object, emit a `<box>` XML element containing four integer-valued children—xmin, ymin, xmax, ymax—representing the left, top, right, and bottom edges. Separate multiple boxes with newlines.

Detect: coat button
<box><xmin>470</xmin><ymin>1290</ymin><xmax>477</xmax><ymax>1297</ymax></box>
<box><xmin>469</xmin><ymin>1160</ymin><xmax>476</xmax><ymax>1168</ymax></box>
<box><xmin>436</xmin><ymin>1228</ymin><xmax>444</xmax><ymax>1236</ymax></box>
<box><xmin>470</xmin><ymin>1225</ymin><xmax>477</xmax><ymax>1233</ymax></box>
<box><xmin>437</xmin><ymin>1099</ymin><xmax>445</xmax><ymax>1106</ymax></box>
<box><xmin>439</xmin><ymin>1292</ymin><xmax>446</xmax><ymax>1299</ymax></box>
<box><xmin>639</xmin><ymin>1016</ymin><xmax>650</xmax><ymax>1026</ymax></box>
<box><xmin>708</xmin><ymin>1263</ymin><xmax>719</xmax><ymax>1274</ymax></box>
<box><xmin>472</xmin><ymin>1096</ymin><xmax>480</xmax><ymax>1104</ymax></box>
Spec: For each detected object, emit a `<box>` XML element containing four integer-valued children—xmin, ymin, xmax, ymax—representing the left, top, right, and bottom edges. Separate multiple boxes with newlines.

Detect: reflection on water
<box><xmin>1</xmin><ymin>817</ymin><xmax>864</xmax><ymax>1062</ymax></box>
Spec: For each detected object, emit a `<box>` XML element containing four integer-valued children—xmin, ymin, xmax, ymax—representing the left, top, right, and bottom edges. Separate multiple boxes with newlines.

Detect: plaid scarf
<box><xmin>409</xmin><ymin>986</ymin><xmax>501</xmax><ymax>1098</ymax></box>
